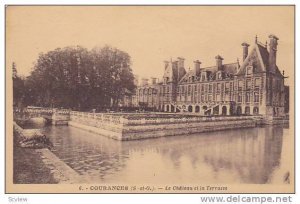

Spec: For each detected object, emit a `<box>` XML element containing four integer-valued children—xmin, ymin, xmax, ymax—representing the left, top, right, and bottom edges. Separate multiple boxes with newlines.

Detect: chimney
<box><xmin>141</xmin><ymin>78</ymin><xmax>149</xmax><ymax>86</ymax></box>
<box><xmin>151</xmin><ymin>77</ymin><xmax>157</xmax><ymax>85</ymax></box>
<box><xmin>269</xmin><ymin>34</ymin><xmax>279</xmax><ymax>72</ymax></box>
<box><xmin>164</xmin><ymin>61</ymin><xmax>169</xmax><ymax>70</ymax></box>
<box><xmin>177</xmin><ymin>57</ymin><xmax>185</xmax><ymax>68</ymax></box>
<box><xmin>241</xmin><ymin>42</ymin><xmax>250</xmax><ymax>61</ymax></box>
<box><xmin>194</xmin><ymin>60</ymin><xmax>201</xmax><ymax>75</ymax></box>
<box><xmin>215</xmin><ymin>55</ymin><xmax>224</xmax><ymax>71</ymax></box>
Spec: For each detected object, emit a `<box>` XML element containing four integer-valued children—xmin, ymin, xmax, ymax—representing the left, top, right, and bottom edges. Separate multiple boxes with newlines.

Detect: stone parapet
<box><xmin>68</xmin><ymin>117</ymin><xmax>256</xmax><ymax>141</ymax></box>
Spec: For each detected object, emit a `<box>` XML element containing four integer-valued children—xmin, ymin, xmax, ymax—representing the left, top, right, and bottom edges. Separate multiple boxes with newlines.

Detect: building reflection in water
<box><xmin>42</xmin><ymin>125</ymin><xmax>290</xmax><ymax>184</ymax></box>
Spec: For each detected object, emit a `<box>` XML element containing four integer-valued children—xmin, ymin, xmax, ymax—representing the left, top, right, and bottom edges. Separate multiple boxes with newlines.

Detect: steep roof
<box><xmin>163</xmin><ymin>63</ymin><xmax>174</xmax><ymax>80</ymax></box>
<box><xmin>236</xmin><ymin>42</ymin><xmax>283</xmax><ymax>76</ymax></box>
<box><xmin>257</xmin><ymin>43</ymin><xmax>270</xmax><ymax>68</ymax></box>
<box><xmin>178</xmin><ymin>62</ymin><xmax>239</xmax><ymax>83</ymax></box>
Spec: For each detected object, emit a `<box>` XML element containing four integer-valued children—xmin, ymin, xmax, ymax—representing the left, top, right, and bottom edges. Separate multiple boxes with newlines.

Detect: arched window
<box><xmin>245</xmin><ymin>106</ymin><xmax>250</xmax><ymax>115</ymax></box>
<box><xmin>236</xmin><ymin>106</ymin><xmax>242</xmax><ymax>115</ymax></box>
<box><xmin>253</xmin><ymin>107</ymin><xmax>259</xmax><ymax>115</ymax></box>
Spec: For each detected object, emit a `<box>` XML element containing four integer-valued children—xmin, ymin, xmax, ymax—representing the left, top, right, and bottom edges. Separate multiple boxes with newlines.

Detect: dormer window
<box><xmin>217</xmin><ymin>72</ymin><xmax>222</xmax><ymax>80</ymax></box>
<box><xmin>201</xmin><ymin>72</ymin><xmax>207</xmax><ymax>81</ymax></box>
<box><xmin>246</xmin><ymin>66</ymin><xmax>253</xmax><ymax>75</ymax></box>
<box><xmin>164</xmin><ymin>77</ymin><xmax>169</xmax><ymax>84</ymax></box>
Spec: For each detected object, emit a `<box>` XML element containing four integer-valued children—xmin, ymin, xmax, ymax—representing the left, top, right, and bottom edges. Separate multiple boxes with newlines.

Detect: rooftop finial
<box><xmin>283</xmin><ymin>70</ymin><xmax>285</xmax><ymax>76</ymax></box>
<box><xmin>265</xmin><ymin>41</ymin><xmax>268</xmax><ymax>48</ymax></box>
<box><xmin>255</xmin><ymin>35</ymin><xmax>258</xmax><ymax>43</ymax></box>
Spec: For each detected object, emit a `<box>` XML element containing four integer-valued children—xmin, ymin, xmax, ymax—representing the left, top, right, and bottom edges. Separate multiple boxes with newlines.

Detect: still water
<box><xmin>38</xmin><ymin>125</ymin><xmax>292</xmax><ymax>184</ymax></box>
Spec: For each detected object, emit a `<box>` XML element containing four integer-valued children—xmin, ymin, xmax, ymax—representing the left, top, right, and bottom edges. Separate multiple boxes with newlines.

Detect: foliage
<box><xmin>19</xmin><ymin>45</ymin><xmax>135</xmax><ymax>110</ymax></box>
<box><xmin>12</xmin><ymin>62</ymin><xmax>26</xmax><ymax>108</ymax></box>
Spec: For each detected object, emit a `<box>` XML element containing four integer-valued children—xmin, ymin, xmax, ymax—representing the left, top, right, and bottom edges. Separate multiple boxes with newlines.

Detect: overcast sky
<box><xmin>6</xmin><ymin>6</ymin><xmax>294</xmax><ymax>85</ymax></box>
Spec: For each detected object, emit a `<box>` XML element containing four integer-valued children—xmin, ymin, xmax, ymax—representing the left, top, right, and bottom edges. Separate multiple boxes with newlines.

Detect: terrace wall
<box><xmin>69</xmin><ymin>111</ymin><xmax>258</xmax><ymax>140</ymax></box>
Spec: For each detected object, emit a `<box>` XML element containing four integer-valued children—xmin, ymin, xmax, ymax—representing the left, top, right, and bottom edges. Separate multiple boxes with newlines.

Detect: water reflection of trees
<box><xmin>120</xmin><ymin>127</ymin><xmax>283</xmax><ymax>184</ymax></box>
<box><xmin>44</xmin><ymin>126</ymin><xmax>284</xmax><ymax>184</ymax></box>
<box><xmin>44</xmin><ymin>126</ymin><xmax>129</xmax><ymax>181</ymax></box>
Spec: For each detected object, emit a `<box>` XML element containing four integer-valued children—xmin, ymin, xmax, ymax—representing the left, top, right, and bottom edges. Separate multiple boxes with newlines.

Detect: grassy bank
<box><xmin>13</xmin><ymin>141</ymin><xmax>58</xmax><ymax>184</ymax></box>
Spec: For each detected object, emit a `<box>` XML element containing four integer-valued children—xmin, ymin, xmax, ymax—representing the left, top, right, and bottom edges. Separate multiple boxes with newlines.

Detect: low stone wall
<box><xmin>121</xmin><ymin>119</ymin><xmax>256</xmax><ymax>140</ymax></box>
<box><xmin>68</xmin><ymin>121</ymin><xmax>123</xmax><ymax>140</ymax></box>
<box><xmin>262</xmin><ymin>117</ymin><xmax>289</xmax><ymax>125</ymax></box>
<box><xmin>69</xmin><ymin>118</ymin><xmax>256</xmax><ymax>141</ymax></box>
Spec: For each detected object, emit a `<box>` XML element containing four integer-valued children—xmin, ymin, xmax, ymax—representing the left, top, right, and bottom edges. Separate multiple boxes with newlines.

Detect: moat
<box><xmin>24</xmin><ymin>123</ymin><xmax>292</xmax><ymax>184</ymax></box>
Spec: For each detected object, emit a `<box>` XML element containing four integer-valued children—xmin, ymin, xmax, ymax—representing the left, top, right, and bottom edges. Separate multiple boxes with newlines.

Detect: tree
<box><xmin>12</xmin><ymin>62</ymin><xmax>26</xmax><ymax>109</ymax></box>
<box><xmin>91</xmin><ymin>46</ymin><xmax>135</xmax><ymax>108</ymax></box>
<box><xmin>24</xmin><ymin>45</ymin><xmax>136</xmax><ymax>111</ymax></box>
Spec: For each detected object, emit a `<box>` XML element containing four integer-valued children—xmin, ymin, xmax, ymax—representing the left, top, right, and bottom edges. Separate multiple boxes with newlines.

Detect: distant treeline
<box><xmin>12</xmin><ymin>45</ymin><xmax>136</xmax><ymax>111</ymax></box>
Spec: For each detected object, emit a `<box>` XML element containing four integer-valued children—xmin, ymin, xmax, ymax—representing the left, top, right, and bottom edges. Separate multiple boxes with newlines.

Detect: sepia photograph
<box><xmin>5</xmin><ymin>5</ymin><xmax>294</xmax><ymax>193</ymax></box>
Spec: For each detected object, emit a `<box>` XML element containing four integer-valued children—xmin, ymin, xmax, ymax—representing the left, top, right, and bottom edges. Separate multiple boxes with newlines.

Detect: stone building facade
<box><xmin>135</xmin><ymin>35</ymin><xmax>288</xmax><ymax>116</ymax></box>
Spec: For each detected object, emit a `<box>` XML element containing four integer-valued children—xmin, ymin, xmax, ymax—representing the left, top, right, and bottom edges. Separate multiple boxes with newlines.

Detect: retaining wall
<box><xmin>69</xmin><ymin>118</ymin><xmax>256</xmax><ymax>141</ymax></box>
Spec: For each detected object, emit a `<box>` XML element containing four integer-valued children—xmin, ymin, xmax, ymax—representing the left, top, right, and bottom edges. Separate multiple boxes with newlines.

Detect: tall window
<box><xmin>238</xmin><ymin>93</ymin><xmax>242</xmax><ymax>102</ymax></box>
<box><xmin>246</xmin><ymin>79</ymin><xmax>251</xmax><ymax>90</ymax></box>
<box><xmin>216</xmin><ymin>94</ymin><xmax>221</xmax><ymax>101</ymax></box>
<box><xmin>218</xmin><ymin>72</ymin><xmax>222</xmax><ymax>80</ymax></box>
<box><xmin>201</xmin><ymin>72</ymin><xmax>207</xmax><ymax>81</ymax></box>
<box><xmin>225</xmin><ymin>93</ymin><xmax>230</xmax><ymax>101</ymax></box>
<box><xmin>238</xmin><ymin>80</ymin><xmax>243</xmax><ymax>90</ymax></box>
<box><xmin>217</xmin><ymin>83</ymin><xmax>221</xmax><ymax>92</ymax></box>
<box><xmin>188</xmin><ymin>85</ymin><xmax>191</xmax><ymax>95</ymax></box>
<box><xmin>246</xmin><ymin>66</ymin><xmax>253</xmax><ymax>75</ymax></box>
<box><xmin>201</xmin><ymin>95</ymin><xmax>205</xmax><ymax>102</ymax></box>
<box><xmin>209</xmin><ymin>84</ymin><xmax>213</xmax><ymax>93</ymax></box>
<box><xmin>254</xmin><ymin>92</ymin><xmax>259</xmax><ymax>102</ymax></box>
<box><xmin>255</xmin><ymin>78</ymin><xmax>261</xmax><ymax>87</ymax></box>
<box><xmin>246</xmin><ymin>92</ymin><xmax>250</xmax><ymax>102</ymax></box>
<box><xmin>225</xmin><ymin>82</ymin><xmax>230</xmax><ymax>92</ymax></box>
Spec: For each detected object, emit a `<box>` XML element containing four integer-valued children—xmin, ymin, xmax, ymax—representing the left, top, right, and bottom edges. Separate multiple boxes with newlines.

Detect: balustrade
<box><xmin>19</xmin><ymin>107</ymin><xmax>258</xmax><ymax>127</ymax></box>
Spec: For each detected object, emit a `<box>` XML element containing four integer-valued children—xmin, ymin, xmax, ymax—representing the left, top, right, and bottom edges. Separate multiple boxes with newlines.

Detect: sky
<box><xmin>6</xmin><ymin>6</ymin><xmax>294</xmax><ymax>85</ymax></box>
